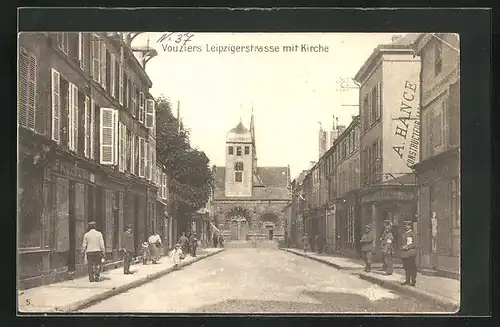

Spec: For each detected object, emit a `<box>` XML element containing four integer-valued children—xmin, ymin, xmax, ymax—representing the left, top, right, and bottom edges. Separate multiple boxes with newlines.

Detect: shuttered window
<box><xmin>138</xmin><ymin>92</ymin><xmax>145</xmax><ymax>123</ymax></box>
<box><xmin>90</xmin><ymin>99</ymin><xmax>96</xmax><ymax>160</ymax></box>
<box><xmin>90</xmin><ymin>33</ymin><xmax>101</xmax><ymax>83</ymax></box>
<box><xmin>138</xmin><ymin>137</ymin><xmax>145</xmax><ymax>177</ymax></box>
<box><xmin>131</xmin><ymin>84</ymin><xmax>137</xmax><ymax>118</ymax></box>
<box><xmin>19</xmin><ymin>48</ymin><xmax>37</xmax><ymax>131</ymax></box>
<box><xmin>448</xmin><ymin>81</ymin><xmax>460</xmax><ymax>148</ymax></box>
<box><xmin>57</xmin><ymin>33</ymin><xmax>69</xmax><ymax>55</ymax></box>
<box><xmin>118</xmin><ymin>123</ymin><xmax>124</xmax><ymax>172</ymax></box>
<box><xmin>100</xmin><ymin>107</ymin><xmax>118</xmax><ymax>165</ymax></box>
<box><xmin>119</xmin><ymin>47</ymin><xmax>124</xmax><ymax>106</ymax></box>
<box><xmin>110</xmin><ymin>53</ymin><xmax>116</xmax><ymax>98</ymax></box>
<box><xmin>134</xmin><ymin>135</ymin><xmax>140</xmax><ymax>175</ymax></box>
<box><xmin>51</xmin><ymin>69</ymin><xmax>61</xmax><ymax>143</ymax></box>
<box><xmin>100</xmin><ymin>42</ymin><xmax>107</xmax><ymax>90</ymax></box>
<box><xmin>125</xmin><ymin>75</ymin><xmax>130</xmax><ymax>109</ymax></box>
<box><xmin>67</xmin><ymin>83</ymin><xmax>79</xmax><ymax>152</ymax></box>
<box><xmin>84</xmin><ymin>96</ymin><xmax>90</xmax><ymax>157</ymax></box>
<box><xmin>77</xmin><ymin>33</ymin><xmax>90</xmax><ymax>71</ymax></box>
<box><xmin>146</xmin><ymin>99</ymin><xmax>156</xmax><ymax>130</ymax></box>
<box><xmin>130</xmin><ymin>132</ymin><xmax>136</xmax><ymax>174</ymax></box>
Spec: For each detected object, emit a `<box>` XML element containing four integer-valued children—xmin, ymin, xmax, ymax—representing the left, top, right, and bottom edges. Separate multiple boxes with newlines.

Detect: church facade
<box><xmin>211</xmin><ymin>113</ymin><xmax>292</xmax><ymax>242</ymax></box>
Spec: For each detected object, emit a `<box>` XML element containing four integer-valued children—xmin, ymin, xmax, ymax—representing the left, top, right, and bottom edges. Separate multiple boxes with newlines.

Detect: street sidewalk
<box><xmin>282</xmin><ymin>248</ymin><xmax>460</xmax><ymax>312</ymax></box>
<box><xmin>18</xmin><ymin>248</ymin><xmax>225</xmax><ymax>313</ymax></box>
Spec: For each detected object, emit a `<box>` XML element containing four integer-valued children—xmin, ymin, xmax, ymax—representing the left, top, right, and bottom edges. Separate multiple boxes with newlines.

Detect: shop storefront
<box><xmin>335</xmin><ymin>191</ymin><xmax>361</xmax><ymax>257</ymax></box>
<box><xmin>359</xmin><ymin>185</ymin><xmax>417</xmax><ymax>262</ymax></box>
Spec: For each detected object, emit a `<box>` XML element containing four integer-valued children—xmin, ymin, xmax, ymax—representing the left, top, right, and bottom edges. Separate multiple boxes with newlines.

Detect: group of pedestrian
<box><xmin>82</xmin><ymin>221</ymin><xmax>166</xmax><ymax>282</ymax></box>
<box><xmin>298</xmin><ymin>220</ymin><xmax>419</xmax><ymax>287</ymax></box>
<box><xmin>178</xmin><ymin>231</ymin><xmax>199</xmax><ymax>257</ymax></box>
<box><xmin>360</xmin><ymin>221</ymin><xmax>418</xmax><ymax>286</ymax></box>
<box><xmin>212</xmin><ymin>232</ymin><xmax>225</xmax><ymax>248</ymax></box>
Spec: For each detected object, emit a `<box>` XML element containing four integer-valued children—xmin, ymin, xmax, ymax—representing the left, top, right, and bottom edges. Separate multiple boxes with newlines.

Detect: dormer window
<box><xmin>228</xmin><ymin>146</ymin><xmax>234</xmax><ymax>155</ymax></box>
<box><xmin>244</xmin><ymin>146</ymin><xmax>250</xmax><ymax>155</ymax></box>
<box><xmin>236</xmin><ymin>146</ymin><xmax>242</xmax><ymax>156</ymax></box>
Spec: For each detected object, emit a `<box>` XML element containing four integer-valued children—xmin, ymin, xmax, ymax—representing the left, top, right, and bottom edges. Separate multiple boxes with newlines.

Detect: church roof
<box><xmin>226</xmin><ymin>121</ymin><xmax>252</xmax><ymax>143</ymax></box>
<box><xmin>229</xmin><ymin>121</ymin><xmax>249</xmax><ymax>134</ymax></box>
<box><xmin>212</xmin><ymin>166</ymin><xmax>291</xmax><ymax>200</ymax></box>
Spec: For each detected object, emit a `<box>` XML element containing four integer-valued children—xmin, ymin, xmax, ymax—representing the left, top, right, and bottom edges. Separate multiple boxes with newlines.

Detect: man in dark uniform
<box><xmin>189</xmin><ymin>232</ymin><xmax>198</xmax><ymax>257</ymax></box>
<box><xmin>121</xmin><ymin>224</ymin><xmax>135</xmax><ymax>275</ymax></box>
<box><xmin>380</xmin><ymin>223</ymin><xmax>394</xmax><ymax>275</ymax></box>
<box><xmin>401</xmin><ymin>221</ymin><xmax>418</xmax><ymax>286</ymax></box>
<box><xmin>360</xmin><ymin>224</ymin><xmax>375</xmax><ymax>272</ymax></box>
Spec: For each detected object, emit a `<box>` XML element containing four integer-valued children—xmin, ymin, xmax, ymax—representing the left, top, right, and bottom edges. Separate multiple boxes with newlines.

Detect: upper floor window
<box><xmin>228</xmin><ymin>146</ymin><xmax>234</xmax><ymax>155</ymax></box>
<box><xmin>371</xmin><ymin>83</ymin><xmax>381</xmax><ymax>122</ymax></box>
<box><xmin>235</xmin><ymin>162</ymin><xmax>244</xmax><ymax>171</ymax></box>
<box><xmin>236</xmin><ymin>146</ymin><xmax>242</xmax><ymax>156</ymax></box>
<box><xmin>244</xmin><ymin>146</ymin><xmax>250</xmax><ymax>155</ymax></box>
<box><xmin>362</xmin><ymin>94</ymin><xmax>370</xmax><ymax>131</ymax></box>
<box><xmin>431</xmin><ymin>109</ymin><xmax>443</xmax><ymax>147</ymax></box>
<box><xmin>57</xmin><ymin>33</ymin><xmax>70</xmax><ymax>55</ymax></box>
<box><xmin>19</xmin><ymin>47</ymin><xmax>37</xmax><ymax>131</ymax></box>
<box><xmin>434</xmin><ymin>41</ymin><xmax>443</xmax><ymax>77</ymax></box>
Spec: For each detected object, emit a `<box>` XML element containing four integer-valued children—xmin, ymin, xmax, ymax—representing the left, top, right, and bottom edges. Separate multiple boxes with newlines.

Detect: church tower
<box><xmin>225</xmin><ymin>116</ymin><xmax>254</xmax><ymax>197</ymax></box>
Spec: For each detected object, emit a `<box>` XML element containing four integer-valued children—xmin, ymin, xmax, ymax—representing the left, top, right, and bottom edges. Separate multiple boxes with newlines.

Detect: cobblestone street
<box><xmin>81</xmin><ymin>248</ymin><xmax>442</xmax><ymax>313</ymax></box>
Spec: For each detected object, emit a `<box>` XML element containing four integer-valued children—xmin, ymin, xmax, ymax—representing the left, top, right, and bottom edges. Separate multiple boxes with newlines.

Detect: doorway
<box><xmin>268</xmin><ymin>229</ymin><xmax>274</xmax><ymax>240</ymax></box>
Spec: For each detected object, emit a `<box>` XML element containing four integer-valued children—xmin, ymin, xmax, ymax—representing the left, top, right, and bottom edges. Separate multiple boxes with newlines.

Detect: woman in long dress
<box><xmin>148</xmin><ymin>231</ymin><xmax>162</xmax><ymax>264</ymax></box>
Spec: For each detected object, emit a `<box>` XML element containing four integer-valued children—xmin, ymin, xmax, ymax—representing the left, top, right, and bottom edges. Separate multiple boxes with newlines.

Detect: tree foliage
<box><xmin>155</xmin><ymin>96</ymin><xmax>214</xmax><ymax>220</ymax></box>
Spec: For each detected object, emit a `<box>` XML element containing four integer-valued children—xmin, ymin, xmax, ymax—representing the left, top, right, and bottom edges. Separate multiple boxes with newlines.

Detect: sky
<box><xmin>133</xmin><ymin>33</ymin><xmax>403</xmax><ymax>178</ymax></box>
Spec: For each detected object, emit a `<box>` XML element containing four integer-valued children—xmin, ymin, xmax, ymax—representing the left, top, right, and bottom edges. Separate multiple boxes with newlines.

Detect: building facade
<box><xmin>412</xmin><ymin>33</ymin><xmax>460</xmax><ymax>277</ymax></box>
<box><xmin>18</xmin><ymin>32</ymin><xmax>158</xmax><ymax>286</ymax></box>
<box><xmin>211</xmin><ymin>113</ymin><xmax>291</xmax><ymax>242</ymax></box>
<box><xmin>354</xmin><ymin>34</ymin><xmax>421</xmax><ymax>261</ymax></box>
<box><xmin>334</xmin><ymin>116</ymin><xmax>361</xmax><ymax>256</ymax></box>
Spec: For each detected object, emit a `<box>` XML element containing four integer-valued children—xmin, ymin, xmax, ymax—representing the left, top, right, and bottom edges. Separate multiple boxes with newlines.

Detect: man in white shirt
<box><xmin>82</xmin><ymin>221</ymin><xmax>105</xmax><ymax>282</ymax></box>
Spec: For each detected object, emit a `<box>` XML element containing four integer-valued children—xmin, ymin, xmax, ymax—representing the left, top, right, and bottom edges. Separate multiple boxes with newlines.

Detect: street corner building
<box><xmin>411</xmin><ymin>33</ymin><xmax>460</xmax><ymax>278</ymax></box>
<box><xmin>17</xmin><ymin>32</ymin><xmax>168</xmax><ymax>289</ymax></box>
<box><xmin>210</xmin><ymin>113</ymin><xmax>292</xmax><ymax>243</ymax></box>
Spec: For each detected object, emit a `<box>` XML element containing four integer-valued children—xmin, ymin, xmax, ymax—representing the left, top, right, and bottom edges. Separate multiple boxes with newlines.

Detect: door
<box><xmin>231</xmin><ymin>220</ymin><xmax>238</xmax><ymax>240</ymax></box>
<box><xmin>68</xmin><ymin>181</ymin><xmax>76</xmax><ymax>272</ymax></box>
<box><xmin>268</xmin><ymin>229</ymin><xmax>274</xmax><ymax>240</ymax></box>
<box><xmin>239</xmin><ymin>220</ymin><xmax>248</xmax><ymax>240</ymax></box>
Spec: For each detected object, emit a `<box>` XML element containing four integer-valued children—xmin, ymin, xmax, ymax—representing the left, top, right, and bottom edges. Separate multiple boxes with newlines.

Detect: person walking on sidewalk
<box><xmin>400</xmin><ymin>221</ymin><xmax>418</xmax><ymax>286</ymax></box>
<box><xmin>82</xmin><ymin>221</ymin><xmax>105</xmax><ymax>282</ymax></box>
<box><xmin>302</xmin><ymin>233</ymin><xmax>310</xmax><ymax>252</ymax></box>
<box><xmin>170</xmin><ymin>243</ymin><xmax>183</xmax><ymax>269</ymax></box>
<box><xmin>380</xmin><ymin>223</ymin><xmax>394</xmax><ymax>275</ymax></box>
<box><xmin>212</xmin><ymin>232</ymin><xmax>218</xmax><ymax>248</ymax></box>
<box><xmin>218</xmin><ymin>234</ymin><xmax>225</xmax><ymax>248</ymax></box>
<box><xmin>179</xmin><ymin>232</ymin><xmax>189</xmax><ymax>255</ymax></box>
<box><xmin>360</xmin><ymin>224</ymin><xmax>375</xmax><ymax>272</ymax></box>
<box><xmin>122</xmin><ymin>224</ymin><xmax>135</xmax><ymax>275</ymax></box>
<box><xmin>189</xmin><ymin>232</ymin><xmax>198</xmax><ymax>257</ymax></box>
<box><xmin>148</xmin><ymin>230</ymin><xmax>162</xmax><ymax>264</ymax></box>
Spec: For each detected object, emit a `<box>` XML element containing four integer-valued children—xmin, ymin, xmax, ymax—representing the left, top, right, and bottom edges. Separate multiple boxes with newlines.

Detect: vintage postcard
<box><xmin>17</xmin><ymin>31</ymin><xmax>460</xmax><ymax>314</ymax></box>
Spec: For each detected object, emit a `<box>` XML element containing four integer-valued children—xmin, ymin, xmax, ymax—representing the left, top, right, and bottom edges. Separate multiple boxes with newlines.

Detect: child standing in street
<box><xmin>170</xmin><ymin>243</ymin><xmax>183</xmax><ymax>269</ymax></box>
<box><xmin>141</xmin><ymin>241</ymin><xmax>150</xmax><ymax>265</ymax></box>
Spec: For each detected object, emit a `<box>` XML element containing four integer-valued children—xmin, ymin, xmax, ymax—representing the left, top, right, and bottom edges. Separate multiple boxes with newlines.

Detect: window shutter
<box><xmin>110</xmin><ymin>53</ymin><xmax>116</xmax><ymax>98</ymax></box>
<box><xmin>146</xmin><ymin>99</ymin><xmax>155</xmax><ymax>130</ymax></box>
<box><xmin>130</xmin><ymin>132</ymin><xmax>136</xmax><ymax>174</ymax></box>
<box><xmin>72</xmin><ymin>84</ymin><xmax>79</xmax><ymax>152</ymax></box>
<box><xmin>27</xmin><ymin>54</ymin><xmax>37</xmax><ymax>131</ymax></box>
<box><xmin>126</xmin><ymin>77</ymin><xmax>130</xmax><ymax>109</ymax></box>
<box><xmin>100</xmin><ymin>107</ymin><xmax>116</xmax><ymax>165</ymax></box>
<box><xmin>78</xmin><ymin>33</ymin><xmax>84</xmax><ymax>70</ymax></box>
<box><xmin>90</xmin><ymin>99</ymin><xmax>95</xmax><ymax>160</ymax></box>
<box><xmin>91</xmin><ymin>34</ymin><xmax>100</xmax><ymax>83</ymax></box>
<box><xmin>113</xmin><ymin>110</ymin><xmax>119</xmax><ymax>166</ymax></box>
<box><xmin>376</xmin><ymin>82</ymin><xmax>381</xmax><ymax>120</ymax></box>
<box><xmin>19</xmin><ymin>49</ymin><xmax>28</xmax><ymax>128</ymax></box>
<box><xmin>68</xmin><ymin>84</ymin><xmax>74</xmax><ymax>150</ymax></box>
<box><xmin>100</xmin><ymin>42</ymin><xmax>107</xmax><ymax>90</ymax></box>
<box><xmin>443</xmin><ymin>97</ymin><xmax>449</xmax><ymax>149</ymax></box>
<box><xmin>139</xmin><ymin>137</ymin><xmax>145</xmax><ymax>178</ymax></box>
<box><xmin>51</xmin><ymin>69</ymin><xmax>61</xmax><ymax>143</ymax></box>
<box><xmin>84</xmin><ymin>96</ymin><xmax>90</xmax><ymax>158</ymax></box>
<box><xmin>138</xmin><ymin>92</ymin><xmax>145</xmax><ymax>123</ymax></box>
<box><xmin>118</xmin><ymin>123</ymin><xmax>123</xmax><ymax>172</ymax></box>
<box><xmin>119</xmin><ymin>47</ymin><xmax>124</xmax><ymax>106</ymax></box>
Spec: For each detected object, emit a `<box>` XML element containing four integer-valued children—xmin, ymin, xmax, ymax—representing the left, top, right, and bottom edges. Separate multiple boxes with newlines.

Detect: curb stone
<box><xmin>281</xmin><ymin>248</ymin><xmax>346</xmax><ymax>270</ymax></box>
<box><xmin>282</xmin><ymin>248</ymin><xmax>459</xmax><ymax>312</ymax></box>
<box><xmin>356</xmin><ymin>272</ymin><xmax>459</xmax><ymax>313</ymax></box>
<box><xmin>54</xmin><ymin>249</ymin><xmax>225</xmax><ymax>313</ymax></box>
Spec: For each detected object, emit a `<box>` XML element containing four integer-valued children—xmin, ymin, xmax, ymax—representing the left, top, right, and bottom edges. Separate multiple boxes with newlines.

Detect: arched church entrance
<box><xmin>260</xmin><ymin>213</ymin><xmax>280</xmax><ymax>241</ymax></box>
<box><xmin>226</xmin><ymin>207</ymin><xmax>251</xmax><ymax>241</ymax></box>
